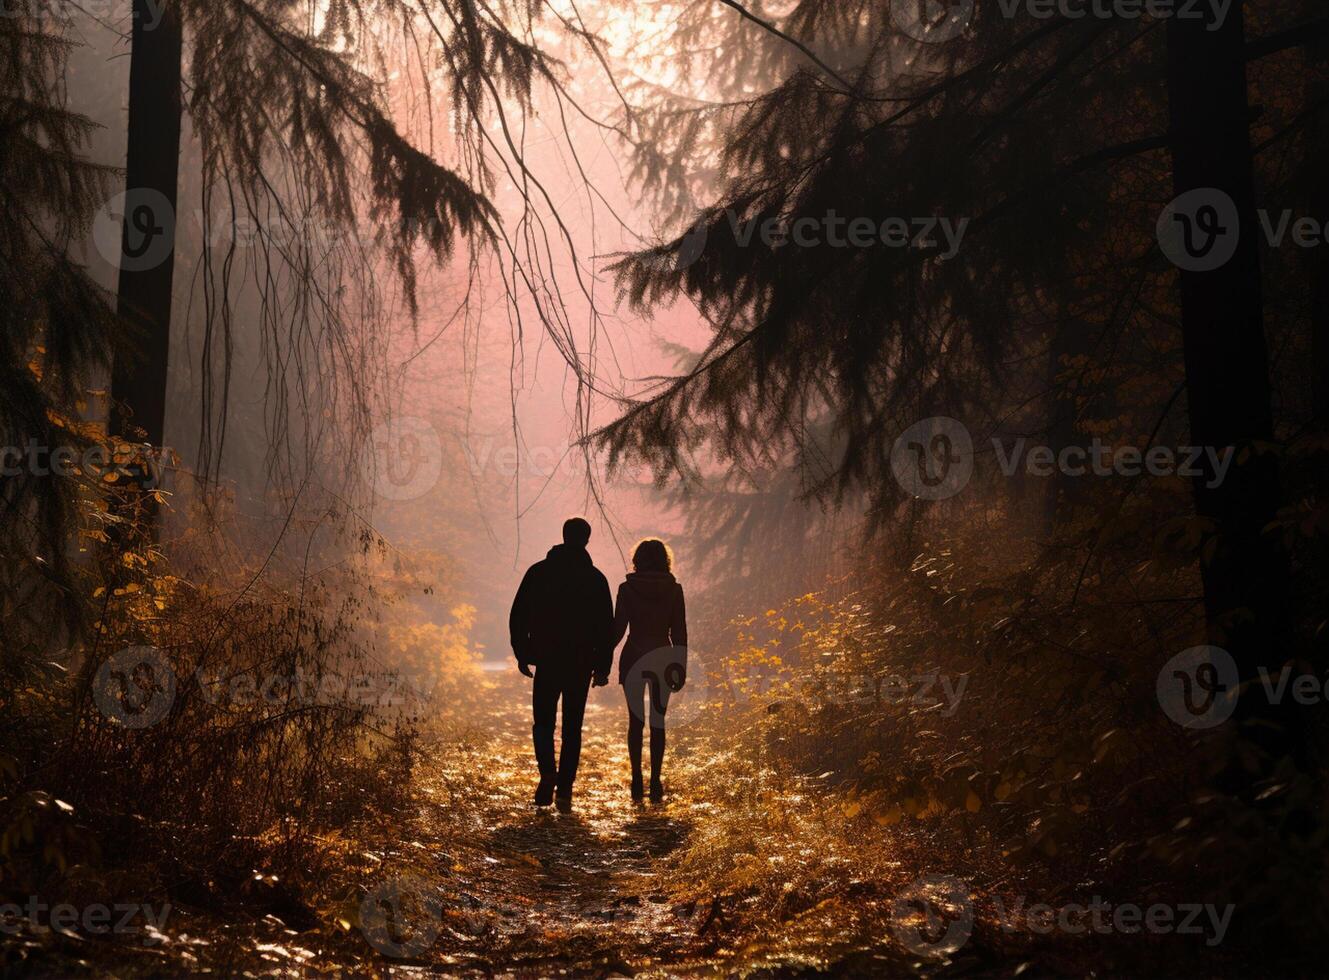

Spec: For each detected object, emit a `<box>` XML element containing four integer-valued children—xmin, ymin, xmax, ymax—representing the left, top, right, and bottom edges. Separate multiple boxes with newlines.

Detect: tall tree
<box><xmin>1310</xmin><ymin>35</ymin><xmax>1329</xmax><ymax>435</ymax></box>
<box><xmin>109</xmin><ymin>0</ymin><xmax>184</xmax><ymax>525</ymax></box>
<box><xmin>1165</xmin><ymin>0</ymin><xmax>1296</xmax><ymax>767</ymax></box>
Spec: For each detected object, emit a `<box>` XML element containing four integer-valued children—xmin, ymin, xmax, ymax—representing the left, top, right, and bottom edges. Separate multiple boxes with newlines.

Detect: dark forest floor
<box><xmin>13</xmin><ymin>676</ymin><xmax>1265</xmax><ymax>978</ymax></box>
<box><xmin>16</xmin><ymin>689</ymin><xmax>932</xmax><ymax>976</ymax></box>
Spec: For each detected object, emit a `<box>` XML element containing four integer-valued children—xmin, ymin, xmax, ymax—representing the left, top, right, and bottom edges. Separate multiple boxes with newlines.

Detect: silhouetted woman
<box><xmin>612</xmin><ymin>539</ymin><xmax>687</xmax><ymax>802</ymax></box>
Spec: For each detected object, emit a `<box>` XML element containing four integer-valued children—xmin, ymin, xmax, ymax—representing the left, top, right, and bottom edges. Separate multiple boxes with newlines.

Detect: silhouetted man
<box><xmin>509</xmin><ymin>517</ymin><xmax>613</xmax><ymax>810</ymax></box>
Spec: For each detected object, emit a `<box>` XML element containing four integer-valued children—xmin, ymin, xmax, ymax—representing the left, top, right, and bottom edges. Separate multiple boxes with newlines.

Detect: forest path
<box><xmin>168</xmin><ymin>673</ymin><xmax>1006</xmax><ymax>977</ymax></box>
<box><xmin>391</xmin><ymin>687</ymin><xmax>714</xmax><ymax>976</ymax></box>
<box><xmin>147</xmin><ymin>675</ymin><xmax>915</xmax><ymax>978</ymax></box>
<box><xmin>347</xmin><ymin>673</ymin><xmax>970</xmax><ymax>978</ymax></box>
<box><xmin>122</xmin><ymin>675</ymin><xmax>1199</xmax><ymax>979</ymax></box>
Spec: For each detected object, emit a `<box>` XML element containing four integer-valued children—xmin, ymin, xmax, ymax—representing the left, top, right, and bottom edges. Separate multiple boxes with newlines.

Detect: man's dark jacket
<box><xmin>509</xmin><ymin>544</ymin><xmax>613</xmax><ymax>676</ymax></box>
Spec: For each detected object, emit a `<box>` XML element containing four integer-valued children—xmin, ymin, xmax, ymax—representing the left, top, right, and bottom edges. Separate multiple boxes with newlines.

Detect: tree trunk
<box><xmin>110</xmin><ymin>0</ymin><xmax>183</xmax><ymax>523</ymax></box>
<box><xmin>1310</xmin><ymin>36</ymin><xmax>1329</xmax><ymax>434</ymax></box>
<box><xmin>1165</xmin><ymin>3</ymin><xmax>1297</xmax><ymax>768</ymax></box>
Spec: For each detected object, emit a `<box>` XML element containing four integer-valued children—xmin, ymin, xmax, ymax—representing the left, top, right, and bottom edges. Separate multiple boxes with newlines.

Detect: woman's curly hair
<box><xmin>631</xmin><ymin>538</ymin><xmax>673</xmax><ymax>573</ymax></box>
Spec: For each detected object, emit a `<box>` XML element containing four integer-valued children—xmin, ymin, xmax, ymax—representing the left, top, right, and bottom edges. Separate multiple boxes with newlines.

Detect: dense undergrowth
<box><xmin>0</xmin><ymin>468</ymin><xmax>483</xmax><ymax>974</ymax></box>
<box><xmin>662</xmin><ymin>488</ymin><xmax>1328</xmax><ymax>975</ymax></box>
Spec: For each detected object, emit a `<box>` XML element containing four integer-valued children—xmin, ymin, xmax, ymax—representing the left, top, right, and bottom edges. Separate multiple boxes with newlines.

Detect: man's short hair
<box><xmin>563</xmin><ymin>517</ymin><xmax>592</xmax><ymax>547</ymax></box>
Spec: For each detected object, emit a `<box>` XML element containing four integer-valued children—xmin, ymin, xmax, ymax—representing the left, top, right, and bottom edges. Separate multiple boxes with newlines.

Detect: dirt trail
<box><xmin>101</xmin><ymin>680</ymin><xmax>931</xmax><ymax>977</ymax></box>
<box><xmin>387</xmin><ymin>690</ymin><xmax>714</xmax><ymax>976</ymax></box>
<box><xmin>342</xmin><ymin>678</ymin><xmax>945</xmax><ymax>978</ymax></box>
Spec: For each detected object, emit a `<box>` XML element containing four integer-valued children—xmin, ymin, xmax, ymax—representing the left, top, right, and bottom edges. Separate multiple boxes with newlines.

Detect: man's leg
<box><xmin>555</xmin><ymin>672</ymin><xmax>593</xmax><ymax>800</ymax></box>
<box><xmin>531</xmin><ymin>668</ymin><xmax>559</xmax><ymax>805</ymax></box>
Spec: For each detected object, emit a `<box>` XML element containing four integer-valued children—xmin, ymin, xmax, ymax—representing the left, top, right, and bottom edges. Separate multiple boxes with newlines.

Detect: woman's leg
<box><xmin>647</xmin><ymin>677</ymin><xmax>670</xmax><ymax>798</ymax></box>
<box><xmin>623</xmin><ymin>677</ymin><xmax>645</xmax><ymax>797</ymax></box>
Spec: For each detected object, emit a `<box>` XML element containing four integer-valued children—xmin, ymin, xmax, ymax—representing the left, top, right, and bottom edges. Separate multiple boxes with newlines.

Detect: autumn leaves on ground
<box><xmin>68</xmin><ymin>670</ymin><xmax>939</xmax><ymax>977</ymax></box>
<box><xmin>56</xmin><ymin>668</ymin><xmax>981</xmax><ymax>978</ymax></box>
<box><xmin>4</xmin><ymin>544</ymin><xmax>1270</xmax><ymax>978</ymax></box>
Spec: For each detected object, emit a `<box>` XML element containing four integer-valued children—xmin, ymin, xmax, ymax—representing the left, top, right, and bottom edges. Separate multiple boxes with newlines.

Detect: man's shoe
<box><xmin>555</xmin><ymin>794</ymin><xmax>573</xmax><ymax>813</ymax></box>
<box><xmin>631</xmin><ymin>774</ymin><xmax>644</xmax><ymax>802</ymax></box>
<box><xmin>534</xmin><ymin>775</ymin><xmax>556</xmax><ymax>807</ymax></box>
<box><xmin>649</xmin><ymin>779</ymin><xmax>664</xmax><ymax>803</ymax></box>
